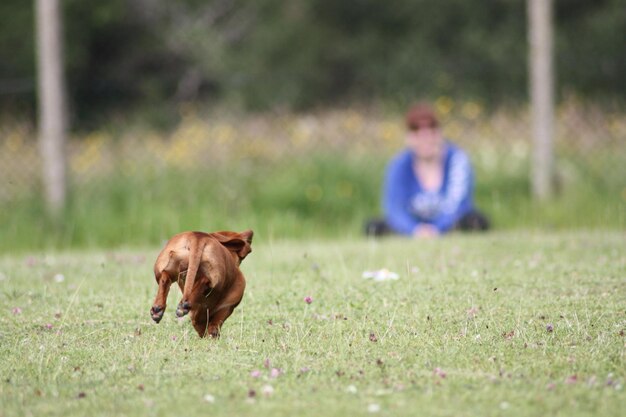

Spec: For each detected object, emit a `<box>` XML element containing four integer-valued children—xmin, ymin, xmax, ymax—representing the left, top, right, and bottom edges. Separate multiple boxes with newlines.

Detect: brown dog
<box><xmin>149</xmin><ymin>229</ymin><xmax>253</xmax><ymax>338</ymax></box>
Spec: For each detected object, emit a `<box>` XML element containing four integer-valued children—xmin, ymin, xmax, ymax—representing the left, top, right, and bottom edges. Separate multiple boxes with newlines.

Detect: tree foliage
<box><xmin>0</xmin><ymin>0</ymin><xmax>623</xmax><ymax>120</ymax></box>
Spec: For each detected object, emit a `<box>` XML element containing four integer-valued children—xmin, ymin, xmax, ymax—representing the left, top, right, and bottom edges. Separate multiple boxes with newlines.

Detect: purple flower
<box><xmin>270</xmin><ymin>368</ymin><xmax>283</xmax><ymax>378</ymax></box>
<box><xmin>263</xmin><ymin>358</ymin><xmax>271</xmax><ymax>368</ymax></box>
<box><xmin>250</xmin><ymin>370</ymin><xmax>262</xmax><ymax>378</ymax></box>
<box><xmin>546</xmin><ymin>323</ymin><xmax>554</xmax><ymax>332</ymax></box>
<box><xmin>304</xmin><ymin>296</ymin><xmax>313</xmax><ymax>304</ymax></box>
<box><xmin>433</xmin><ymin>367</ymin><xmax>447</xmax><ymax>378</ymax></box>
<box><xmin>11</xmin><ymin>307</ymin><xmax>22</xmax><ymax>315</ymax></box>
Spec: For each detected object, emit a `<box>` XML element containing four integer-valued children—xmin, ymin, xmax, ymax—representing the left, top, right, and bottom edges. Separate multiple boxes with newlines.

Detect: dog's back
<box><xmin>153</xmin><ymin>231</ymin><xmax>249</xmax><ymax>284</ymax></box>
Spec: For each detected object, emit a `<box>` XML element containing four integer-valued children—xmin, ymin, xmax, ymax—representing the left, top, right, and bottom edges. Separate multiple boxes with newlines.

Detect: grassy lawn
<box><xmin>0</xmin><ymin>231</ymin><xmax>624</xmax><ymax>416</ymax></box>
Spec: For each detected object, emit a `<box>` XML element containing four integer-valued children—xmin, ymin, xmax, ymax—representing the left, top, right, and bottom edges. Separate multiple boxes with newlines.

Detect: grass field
<box><xmin>2</xmin><ymin>103</ymin><xmax>625</xmax><ymax>251</ymax></box>
<box><xmin>0</xmin><ymin>231</ymin><xmax>624</xmax><ymax>416</ymax></box>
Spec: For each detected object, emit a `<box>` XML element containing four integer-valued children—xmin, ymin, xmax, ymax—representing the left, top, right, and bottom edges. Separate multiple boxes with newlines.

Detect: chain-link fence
<box><xmin>2</xmin><ymin>98</ymin><xmax>624</xmax><ymax>205</ymax></box>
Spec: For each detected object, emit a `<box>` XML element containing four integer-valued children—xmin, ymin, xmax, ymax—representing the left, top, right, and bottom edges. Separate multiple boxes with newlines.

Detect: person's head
<box><xmin>405</xmin><ymin>103</ymin><xmax>444</xmax><ymax>161</ymax></box>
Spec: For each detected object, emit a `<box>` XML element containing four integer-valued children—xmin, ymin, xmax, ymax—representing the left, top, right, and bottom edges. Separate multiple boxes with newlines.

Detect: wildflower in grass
<box><xmin>54</xmin><ymin>273</ymin><xmax>65</xmax><ymax>283</ymax></box>
<box><xmin>367</xmin><ymin>403</ymin><xmax>381</xmax><ymax>413</ymax></box>
<box><xmin>546</xmin><ymin>323</ymin><xmax>554</xmax><ymax>332</ymax></box>
<box><xmin>433</xmin><ymin>367</ymin><xmax>447</xmax><ymax>378</ymax></box>
<box><xmin>565</xmin><ymin>375</ymin><xmax>578</xmax><ymax>384</ymax></box>
<box><xmin>44</xmin><ymin>323</ymin><xmax>53</xmax><ymax>330</ymax></box>
<box><xmin>171</xmin><ymin>335</ymin><xmax>177</xmax><ymax>341</ymax></box>
<box><xmin>369</xmin><ymin>332</ymin><xmax>378</xmax><ymax>342</ymax></box>
<box><xmin>263</xmin><ymin>358</ymin><xmax>271</xmax><ymax>368</ymax></box>
<box><xmin>606</xmin><ymin>374</ymin><xmax>615</xmax><ymax>386</ymax></box>
<box><xmin>346</xmin><ymin>385</ymin><xmax>357</xmax><ymax>394</ymax></box>
<box><xmin>203</xmin><ymin>394</ymin><xmax>215</xmax><ymax>403</ymax></box>
<box><xmin>304</xmin><ymin>296</ymin><xmax>313</xmax><ymax>304</ymax></box>
<box><xmin>11</xmin><ymin>307</ymin><xmax>22</xmax><ymax>315</ymax></box>
<box><xmin>466</xmin><ymin>306</ymin><xmax>479</xmax><ymax>318</ymax></box>
<box><xmin>250</xmin><ymin>370</ymin><xmax>262</xmax><ymax>378</ymax></box>
<box><xmin>270</xmin><ymin>368</ymin><xmax>283</xmax><ymax>378</ymax></box>
<box><xmin>299</xmin><ymin>367</ymin><xmax>310</xmax><ymax>374</ymax></box>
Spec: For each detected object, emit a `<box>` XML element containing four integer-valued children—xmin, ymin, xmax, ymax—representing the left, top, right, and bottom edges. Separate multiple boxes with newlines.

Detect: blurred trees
<box><xmin>0</xmin><ymin>0</ymin><xmax>624</xmax><ymax>123</ymax></box>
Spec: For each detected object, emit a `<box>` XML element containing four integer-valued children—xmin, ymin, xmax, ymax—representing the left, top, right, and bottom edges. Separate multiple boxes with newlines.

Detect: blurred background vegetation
<box><xmin>0</xmin><ymin>0</ymin><xmax>624</xmax><ymax>251</ymax></box>
<box><xmin>2</xmin><ymin>0</ymin><xmax>625</xmax><ymax>119</ymax></box>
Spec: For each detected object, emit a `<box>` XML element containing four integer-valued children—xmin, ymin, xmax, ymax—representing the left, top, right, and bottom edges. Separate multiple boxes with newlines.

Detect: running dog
<box><xmin>149</xmin><ymin>229</ymin><xmax>253</xmax><ymax>338</ymax></box>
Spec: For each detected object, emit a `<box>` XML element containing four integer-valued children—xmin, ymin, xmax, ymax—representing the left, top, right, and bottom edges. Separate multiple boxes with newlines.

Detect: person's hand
<box><xmin>413</xmin><ymin>224</ymin><xmax>440</xmax><ymax>239</ymax></box>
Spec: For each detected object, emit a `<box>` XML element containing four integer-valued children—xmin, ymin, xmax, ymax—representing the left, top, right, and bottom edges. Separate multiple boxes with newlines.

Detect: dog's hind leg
<box><xmin>150</xmin><ymin>271</ymin><xmax>174</xmax><ymax>323</ymax></box>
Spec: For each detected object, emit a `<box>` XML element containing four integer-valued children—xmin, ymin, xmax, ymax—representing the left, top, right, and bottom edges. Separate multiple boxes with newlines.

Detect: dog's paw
<box><xmin>208</xmin><ymin>328</ymin><xmax>220</xmax><ymax>339</ymax></box>
<box><xmin>150</xmin><ymin>305</ymin><xmax>165</xmax><ymax>323</ymax></box>
<box><xmin>175</xmin><ymin>301</ymin><xmax>191</xmax><ymax>318</ymax></box>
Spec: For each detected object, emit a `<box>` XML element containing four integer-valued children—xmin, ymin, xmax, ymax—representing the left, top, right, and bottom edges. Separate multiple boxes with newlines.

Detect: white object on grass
<box><xmin>362</xmin><ymin>269</ymin><xmax>399</xmax><ymax>282</ymax></box>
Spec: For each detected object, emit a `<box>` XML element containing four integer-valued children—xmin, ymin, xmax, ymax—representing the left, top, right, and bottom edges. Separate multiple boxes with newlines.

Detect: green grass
<box><xmin>1</xmin><ymin>152</ymin><xmax>624</xmax><ymax>252</ymax></box>
<box><xmin>0</xmin><ymin>231</ymin><xmax>624</xmax><ymax>416</ymax></box>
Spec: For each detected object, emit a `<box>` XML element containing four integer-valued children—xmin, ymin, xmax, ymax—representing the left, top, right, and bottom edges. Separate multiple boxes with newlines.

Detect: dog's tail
<box><xmin>178</xmin><ymin>233</ymin><xmax>204</xmax><ymax>316</ymax></box>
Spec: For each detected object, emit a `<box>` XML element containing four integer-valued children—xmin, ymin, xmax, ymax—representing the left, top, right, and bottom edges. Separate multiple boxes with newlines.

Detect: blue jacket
<box><xmin>383</xmin><ymin>143</ymin><xmax>475</xmax><ymax>235</ymax></box>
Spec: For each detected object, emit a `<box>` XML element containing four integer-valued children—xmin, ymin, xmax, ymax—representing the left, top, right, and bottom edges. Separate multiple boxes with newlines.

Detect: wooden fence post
<box><xmin>528</xmin><ymin>0</ymin><xmax>555</xmax><ymax>200</ymax></box>
<box><xmin>35</xmin><ymin>0</ymin><xmax>68</xmax><ymax>217</ymax></box>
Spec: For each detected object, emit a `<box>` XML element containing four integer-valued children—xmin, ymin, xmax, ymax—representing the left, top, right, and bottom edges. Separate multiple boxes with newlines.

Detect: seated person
<box><xmin>366</xmin><ymin>102</ymin><xmax>489</xmax><ymax>237</ymax></box>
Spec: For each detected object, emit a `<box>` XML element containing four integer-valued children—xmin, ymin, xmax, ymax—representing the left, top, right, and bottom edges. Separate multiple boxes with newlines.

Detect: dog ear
<box><xmin>211</xmin><ymin>230</ymin><xmax>253</xmax><ymax>261</ymax></box>
<box><xmin>239</xmin><ymin>229</ymin><xmax>253</xmax><ymax>243</ymax></box>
